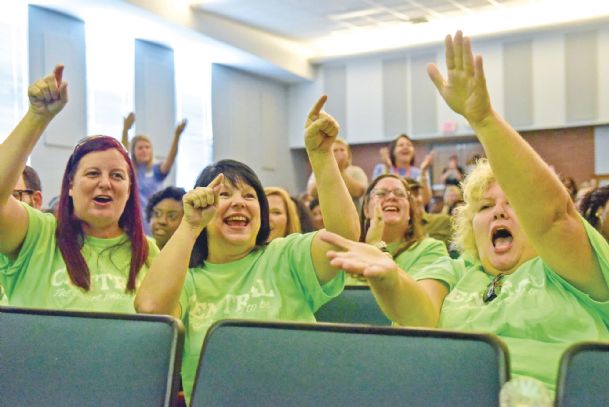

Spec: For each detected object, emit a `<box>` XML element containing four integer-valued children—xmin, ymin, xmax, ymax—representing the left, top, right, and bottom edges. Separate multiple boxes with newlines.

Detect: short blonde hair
<box><xmin>333</xmin><ymin>137</ymin><xmax>352</xmax><ymax>166</ymax></box>
<box><xmin>264</xmin><ymin>187</ymin><xmax>301</xmax><ymax>236</ymax></box>
<box><xmin>453</xmin><ymin>159</ymin><xmax>495</xmax><ymax>260</ymax></box>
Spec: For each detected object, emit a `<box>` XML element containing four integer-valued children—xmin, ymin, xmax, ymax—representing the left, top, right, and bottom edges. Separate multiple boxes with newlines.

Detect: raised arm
<box><xmin>418</xmin><ymin>152</ymin><xmax>434</xmax><ymax>205</ymax></box>
<box><xmin>427</xmin><ymin>31</ymin><xmax>609</xmax><ymax>300</ymax></box>
<box><xmin>159</xmin><ymin>119</ymin><xmax>187</xmax><ymax>175</ymax></box>
<box><xmin>320</xmin><ymin>230</ymin><xmax>447</xmax><ymax>327</ymax></box>
<box><xmin>306</xmin><ymin>96</ymin><xmax>360</xmax><ymax>284</ymax></box>
<box><xmin>121</xmin><ymin>112</ymin><xmax>135</xmax><ymax>149</ymax></box>
<box><xmin>307</xmin><ymin>165</ymin><xmax>367</xmax><ymax>200</ymax></box>
<box><xmin>341</xmin><ymin>166</ymin><xmax>367</xmax><ymax>199</ymax></box>
<box><xmin>0</xmin><ymin>65</ymin><xmax>67</xmax><ymax>258</ymax></box>
<box><xmin>135</xmin><ymin>174</ymin><xmax>223</xmax><ymax>317</ymax></box>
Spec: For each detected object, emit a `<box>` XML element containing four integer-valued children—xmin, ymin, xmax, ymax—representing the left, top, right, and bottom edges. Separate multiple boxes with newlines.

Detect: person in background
<box><xmin>372</xmin><ymin>135</ymin><xmax>434</xmax><ymax>205</ymax></box>
<box><xmin>1</xmin><ymin>165</ymin><xmax>45</xmax><ymax>304</ymax></box>
<box><xmin>346</xmin><ymin>174</ymin><xmax>448</xmax><ymax>285</ymax></box>
<box><xmin>291</xmin><ymin>196</ymin><xmax>315</xmax><ymax>233</ymax></box>
<box><xmin>309</xmin><ymin>197</ymin><xmax>324</xmax><ymax>230</ymax></box>
<box><xmin>406</xmin><ymin>178</ymin><xmax>453</xmax><ymax>249</ymax></box>
<box><xmin>135</xmin><ymin>95</ymin><xmax>360</xmax><ymax>403</ymax></box>
<box><xmin>440</xmin><ymin>154</ymin><xmax>464</xmax><ymax>187</ymax></box>
<box><xmin>146</xmin><ymin>186</ymin><xmax>186</xmax><ymax>250</ymax></box>
<box><xmin>320</xmin><ymin>31</ymin><xmax>609</xmax><ymax>395</ymax></box>
<box><xmin>440</xmin><ymin>185</ymin><xmax>463</xmax><ymax>215</ymax></box>
<box><xmin>13</xmin><ymin>165</ymin><xmax>43</xmax><ymax>210</ymax></box>
<box><xmin>307</xmin><ymin>137</ymin><xmax>368</xmax><ymax>210</ymax></box>
<box><xmin>580</xmin><ymin>185</ymin><xmax>609</xmax><ymax>243</ymax></box>
<box><xmin>265</xmin><ymin>186</ymin><xmax>301</xmax><ymax>242</ymax></box>
<box><xmin>0</xmin><ymin>65</ymin><xmax>157</xmax><ymax>312</ymax></box>
<box><xmin>122</xmin><ymin>112</ymin><xmax>187</xmax><ymax>233</ymax></box>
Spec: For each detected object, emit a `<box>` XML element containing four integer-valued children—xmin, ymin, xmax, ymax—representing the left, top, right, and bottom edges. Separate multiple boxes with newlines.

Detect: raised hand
<box><xmin>320</xmin><ymin>230</ymin><xmax>398</xmax><ymax>281</ymax></box>
<box><xmin>182</xmin><ymin>173</ymin><xmax>223</xmax><ymax>235</ymax></box>
<box><xmin>175</xmin><ymin>119</ymin><xmax>188</xmax><ymax>138</ymax></box>
<box><xmin>365</xmin><ymin>201</ymin><xmax>385</xmax><ymax>245</ymax></box>
<box><xmin>304</xmin><ymin>95</ymin><xmax>340</xmax><ymax>153</ymax></box>
<box><xmin>379</xmin><ymin>146</ymin><xmax>392</xmax><ymax>168</ymax></box>
<box><xmin>28</xmin><ymin>64</ymin><xmax>68</xmax><ymax>118</ymax></box>
<box><xmin>427</xmin><ymin>31</ymin><xmax>492</xmax><ymax>126</ymax></box>
<box><xmin>420</xmin><ymin>151</ymin><xmax>434</xmax><ymax>172</ymax></box>
<box><xmin>123</xmin><ymin>112</ymin><xmax>135</xmax><ymax>131</ymax></box>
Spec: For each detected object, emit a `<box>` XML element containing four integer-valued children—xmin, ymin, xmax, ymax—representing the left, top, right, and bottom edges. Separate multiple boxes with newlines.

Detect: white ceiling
<box><xmin>189</xmin><ymin>0</ymin><xmax>609</xmax><ymax>64</ymax></box>
<box><xmin>192</xmin><ymin>0</ymin><xmax>525</xmax><ymax>42</ymax></box>
<box><xmin>31</xmin><ymin>0</ymin><xmax>609</xmax><ymax>82</ymax></box>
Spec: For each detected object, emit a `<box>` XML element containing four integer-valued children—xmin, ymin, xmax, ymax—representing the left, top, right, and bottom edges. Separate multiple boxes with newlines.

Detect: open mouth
<box><xmin>93</xmin><ymin>195</ymin><xmax>112</xmax><ymax>204</ymax></box>
<box><xmin>382</xmin><ymin>205</ymin><xmax>399</xmax><ymax>213</ymax></box>
<box><xmin>224</xmin><ymin>215</ymin><xmax>249</xmax><ymax>227</ymax></box>
<box><xmin>492</xmin><ymin>227</ymin><xmax>513</xmax><ymax>251</ymax></box>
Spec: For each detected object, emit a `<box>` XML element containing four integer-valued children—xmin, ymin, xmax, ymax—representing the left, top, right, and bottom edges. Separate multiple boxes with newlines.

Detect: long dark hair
<box><xmin>389</xmin><ymin>134</ymin><xmax>415</xmax><ymax>166</ymax></box>
<box><xmin>189</xmin><ymin>159</ymin><xmax>270</xmax><ymax>267</ymax></box>
<box><xmin>580</xmin><ymin>185</ymin><xmax>609</xmax><ymax>230</ymax></box>
<box><xmin>360</xmin><ymin>174</ymin><xmax>424</xmax><ymax>257</ymax></box>
<box><xmin>56</xmin><ymin>135</ymin><xmax>148</xmax><ymax>292</ymax></box>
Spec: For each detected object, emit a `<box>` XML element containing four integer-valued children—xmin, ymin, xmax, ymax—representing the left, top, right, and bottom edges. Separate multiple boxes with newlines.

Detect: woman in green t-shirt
<box><xmin>135</xmin><ymin>96</ymin><xmax>360</xmax><ymax>402</ymax></box>
<box><xmin>319</xmin><ymin>31</ymin><xmax>609</xmax><ymax>393</ymax></box>
<box><xmin>0</xmin><ymin>65</ymin><xmax>153</xmax><ymax>312</ymax></box>
<box><xmin>345</xmin><ymin>173</ymin><xmax>448</xmax><ymax>285</ymax></box>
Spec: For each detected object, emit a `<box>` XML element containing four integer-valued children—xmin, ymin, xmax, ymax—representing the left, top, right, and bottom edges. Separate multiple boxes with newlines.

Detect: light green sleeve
<box><xmin>413</xmin><ymin>256</ymin><xmax>470</xmax><ymax>291</ymax></box>
<box><xmin>397</xmin><ymin>237</ymin><xmax>449</xmax><ymax>277</ymax></box>
<box><xmin>279</xmin><ymin>232</ymin><xmax>345</xmax><ymax>312</ymax></box>
<box><xmin>1</xmin><ymin>203</ymin><xmax>56</xmax><ymax>277</ymax></box>
<box><xmin>545</xmin><ymin>217</ymin><xmax>609</xmax><ymax>323</ymax></box>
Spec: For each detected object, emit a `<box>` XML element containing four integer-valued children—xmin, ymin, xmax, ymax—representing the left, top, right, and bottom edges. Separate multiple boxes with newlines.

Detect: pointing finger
<box><xmin>307</xmin><ymin>95</ymin><xmax>327</xmax><ymax>121</ymax></box>
<box><xmin>207</xmin><ymin>173</ymin><xmax>224</xmax><ymax>189</ymax></box>
<box><xmin>54</xmin><ymin>64</ymin><xmax>64</xmax><ymax>87</ymax></box>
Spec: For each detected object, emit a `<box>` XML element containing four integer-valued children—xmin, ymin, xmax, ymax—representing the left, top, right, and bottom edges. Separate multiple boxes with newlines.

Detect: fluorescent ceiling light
<box><xmin>309</xmin><ymin>0</ymin><xmax>609</xmax><ymax>60</ymax></box>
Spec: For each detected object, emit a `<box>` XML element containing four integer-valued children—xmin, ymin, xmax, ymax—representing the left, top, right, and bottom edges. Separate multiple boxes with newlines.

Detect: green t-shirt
<box><xmin>0</xmin><ymin>203</ymin><xmax>159</xmax><ymax>312</ymax></box>
<box><xmin>179</xmin><ymin>232</ymin><xmax>344</xmax><ymax>403</ymax></box>
<box><xmin>415</xmin><ymin>219</ymin><xmax>609</xmax><ymax>392</ymax></box>
<box><xmin>345</xmin><ymin>237</ymin><xmax>448</xmax><ymax>285</ymax></box>
<box><xmin>0</xmin><ymin>281</ymin><xmax>7</xmax><ymax>306</ymax></box>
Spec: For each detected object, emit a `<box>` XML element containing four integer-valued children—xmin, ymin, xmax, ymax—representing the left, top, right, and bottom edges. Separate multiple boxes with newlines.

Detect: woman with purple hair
<box><xmin>0</xmin><ymin>65</ymin><xmax>157</xmax><ymax>312</ymax></box>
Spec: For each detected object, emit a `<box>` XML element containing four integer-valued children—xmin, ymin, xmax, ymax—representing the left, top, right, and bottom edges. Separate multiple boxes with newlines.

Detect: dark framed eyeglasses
<box><xmin>482</xmin><ymin>273</ymin><xmax>504</xmax><ymax>303</ymax></box>
<box><xmin>12</xmin><ymin>189</ymin><xmax>34</xmax><ymax>201</ymax></box>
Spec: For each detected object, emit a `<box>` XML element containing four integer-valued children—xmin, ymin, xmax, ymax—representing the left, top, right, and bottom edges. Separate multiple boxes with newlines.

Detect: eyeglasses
<box><xmin>370</xmin><ymin>188</ymin><xmax>409</xmax><ymax>199</ymax></box>
<box><xmin>482</xmin><ymin>273</ymin><xmax>504</xmax><ymax>303</ymax></box>
<box><xmin>12</xmin><ymin>189</ymin><xmax>34</xmax><ymax>201</ymax></box>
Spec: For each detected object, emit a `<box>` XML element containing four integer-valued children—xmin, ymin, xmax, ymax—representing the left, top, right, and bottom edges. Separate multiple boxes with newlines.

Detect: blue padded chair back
<box><xmin>191</xmin><ymin>320</ymin><xmax>510</xmax><ymax>407</ymax></box>
<box><xmin>556</xmin><ymin>341</ymin><xmax>609</xmax><ymax>407</ymax></box>
<box><xmin>0</xmin><ymin>306</ymin><xmax>183</xmax><ymax>407</ymax></box>
<box><xmin>314</xmin><ymin>286</ymin><xmax>391</xmax><ymax>326</ymax></box>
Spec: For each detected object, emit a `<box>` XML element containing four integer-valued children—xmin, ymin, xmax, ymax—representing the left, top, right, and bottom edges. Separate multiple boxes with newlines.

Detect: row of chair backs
<box><xmin>556</xmin><ymin>341</ymin><xmax>609</xmax><ymax>407</ymax></box>
<box><xmin>0</xmin><ymin>306</ymin><xmax>184</xmax><ymax>407</ymax></box>
<box><xmin>3</xmin><ymin>305</ymin><xmax>608</xmax><ymax>407</ymax></box>
<box><xmin>191</xmin><ymin>320</ymin><xmax>510</xmax><ymax>407</ymax></box>
<box><xmin>314</xmin><ymin>286</ymin><xmax>392</xmax><ymax>326</ymax></box>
